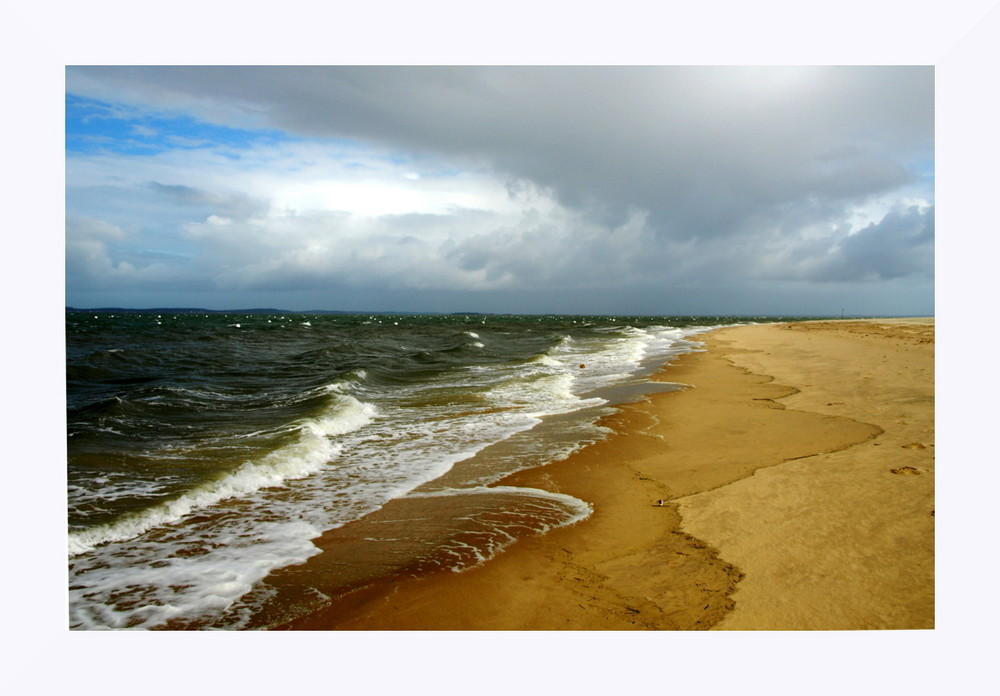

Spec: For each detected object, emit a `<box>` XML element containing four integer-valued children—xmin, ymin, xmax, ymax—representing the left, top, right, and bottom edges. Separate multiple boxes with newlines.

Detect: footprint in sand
<box><xmin>889</xmin><ymin>466</ymin><xmax>922</xmax><ymax>475</ymax></box>
<box><xmin>902</xmin><ymin>442</ymin><xmax>927</xmax><ymax>450</ymax></box>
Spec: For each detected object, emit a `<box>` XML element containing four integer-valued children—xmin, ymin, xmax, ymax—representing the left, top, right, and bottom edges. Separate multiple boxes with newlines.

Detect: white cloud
<box><xmin>64</xmin><ymin>67</ymin><xmax>935</xmax><ymax>314</ymax></box>
<box><xmin>66</xmin><ymin>216</ymin><xmax>126</xmax><ymax>241</ymax></box>
<box><xmin>66</xmin><ymin>127</ymin><xmax>935</xmax><ymax>302</ymax></box>
<box><xmin>66</xmin><ymin>217</ymin><xmax>187</xmax><ymax>290</ymax></box>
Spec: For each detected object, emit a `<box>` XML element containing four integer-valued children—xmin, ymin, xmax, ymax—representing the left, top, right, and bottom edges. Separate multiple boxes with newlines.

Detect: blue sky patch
<box><xmin>66</xmin><ymin>94</ymin><xmax>292</xmax><ymax>156</ymax></box>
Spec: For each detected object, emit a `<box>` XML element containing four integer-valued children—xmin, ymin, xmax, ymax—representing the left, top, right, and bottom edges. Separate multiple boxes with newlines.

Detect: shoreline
<box><xmin>276</xmin><ymin>319</ymin><xmax>933</xmax><ymax>630</ymax></box>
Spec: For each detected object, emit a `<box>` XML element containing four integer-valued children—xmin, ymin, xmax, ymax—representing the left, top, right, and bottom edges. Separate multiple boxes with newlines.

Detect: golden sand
<box><xmin>280</xmin><ymin>319</ymin><xmax>934</xmax><ymax>630</ymax></box>
<box><xmin>676</xmin><ymin>320</ymin><xmax>934</xmax><ymax>629</ymax></box>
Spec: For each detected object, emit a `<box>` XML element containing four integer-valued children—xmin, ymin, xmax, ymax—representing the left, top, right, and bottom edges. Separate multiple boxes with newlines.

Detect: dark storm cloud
<box><xmin>68</xmin><ymin>66</ymin><xmax>933</xmax><ymax>236</ymax></box>
<box><xmin>65</xmin><ymin>66</ymin><xmax>934</xmax><ymax>314</ymax></box>
<box><xmin>815</xmin><ymin>204</ymin><xmax>935</xmax><ymax>282</ymax></box>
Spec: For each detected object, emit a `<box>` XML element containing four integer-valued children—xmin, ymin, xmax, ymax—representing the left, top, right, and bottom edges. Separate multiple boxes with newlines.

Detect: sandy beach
<box><xmin>280</xmin><ymin>319</ymin><xmax>934</xmax><ymax>630</ymax></box>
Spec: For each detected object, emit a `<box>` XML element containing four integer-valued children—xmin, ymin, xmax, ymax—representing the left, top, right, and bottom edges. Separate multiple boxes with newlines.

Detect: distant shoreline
<box><xmin>66</xmin><ymin>307</ymin><xmax>931</xmax><ymax>320</ymax></box>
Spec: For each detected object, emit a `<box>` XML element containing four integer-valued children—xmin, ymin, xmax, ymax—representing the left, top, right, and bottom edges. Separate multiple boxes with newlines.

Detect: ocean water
<box><xmin>66</xmin><ymin>312</ymin><xmax>752</xmax><ymax>630</ymax></box>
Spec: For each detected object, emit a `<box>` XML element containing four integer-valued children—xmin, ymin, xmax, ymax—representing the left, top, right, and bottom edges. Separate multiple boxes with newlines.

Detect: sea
<box><xmin>66</xmin><ymin>311</ymin><xmax>772</xmax><ymax>630</ymax></box>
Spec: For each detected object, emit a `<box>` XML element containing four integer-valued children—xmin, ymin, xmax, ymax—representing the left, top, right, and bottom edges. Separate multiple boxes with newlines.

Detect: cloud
<box><xmin>66</xmin><ymin>216</ymin><xmax>126</xmax><ymax>242</ymax></box>
<box><xmin>814</xmin><ymin>204</ymin><xmax>935</xmax><ymax>282</ymax></box>
<box><xmin>175</xmin><ymin>201</ymin><xmax>608</xmax><ymax>293</ymax></box>
<box><xmin>68</xmin><ymin>66</ymin><xmax>932</xmax><ymax>228</ymax></box>
<box><xmin>64</xmin><ymin>67</ymin><xmax>934</xmax><ymax>314</ymax></box>
<box><xmin>746</xmin><ymin>202</ymin><xmax>934</xmax><ymax>283</ymax></box>
<box><xmin>443</xmin><ymin>208</ymin><xmax>655</xmax><ymax>288</ymax></box>
<box><xmin>148</xmin><ymin>182</ymin><xmax>268</xmax><ymax>221</ymax></box>
<box><xmin>66</xmin><ymin>216</ymin><xmax>193</xmax><ymax>290</ymax></box>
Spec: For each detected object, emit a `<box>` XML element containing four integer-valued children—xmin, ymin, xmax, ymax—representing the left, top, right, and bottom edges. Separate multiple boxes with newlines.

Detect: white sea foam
<box><xmin>407</xmin><ymin>485</ymin><xmax>592</xmax><ymax>522</ymax></box>
<box><xmin>67</xmin><ymin>394</ymin><xmax>377</xmax><ymax>556</ymax></box>
<box><xmin>69</xmin><ymin>518</ymin><xmax>322</xmax><ymax>630</ymax></box>
<box><xmin>531</xmin><ymin>354</ymin><xmax>562</xmax><ymax>367</ymax></box>
<box><xmin>486</xmin><ymin>372</ymin><xmax>605</xmax><ymax>419</ymax></box>
<box><xmin>404</xmin><ymin>486</ymin><xmax>592</xmax><ymax>571</ymax></box>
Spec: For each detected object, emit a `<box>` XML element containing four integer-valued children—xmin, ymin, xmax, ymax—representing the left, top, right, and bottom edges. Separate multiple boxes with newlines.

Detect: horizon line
<box><xmin>65</xmin><ymin>307</ymin><xmax>932</xmax><ymax>319</ymax></box>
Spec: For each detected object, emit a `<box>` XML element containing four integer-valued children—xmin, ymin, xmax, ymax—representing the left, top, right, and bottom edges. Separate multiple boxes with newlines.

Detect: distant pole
<box><xmin>841</xmin><ymin>308</ymin><xmax>845</xmax><ymax>319</ymax></box>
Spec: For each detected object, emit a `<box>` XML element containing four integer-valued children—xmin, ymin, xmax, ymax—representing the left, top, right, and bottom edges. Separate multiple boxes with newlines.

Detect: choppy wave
<box><xmin>68</xmin><ymin>393</ymin><xmax>376</xmax><ymax>555</ymax></box>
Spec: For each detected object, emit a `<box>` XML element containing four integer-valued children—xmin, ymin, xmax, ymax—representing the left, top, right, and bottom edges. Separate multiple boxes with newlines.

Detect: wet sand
<box><xmin>280</xmin><ymin>319</ymin><xmax>933</xmax><ymax>630</ymax></box>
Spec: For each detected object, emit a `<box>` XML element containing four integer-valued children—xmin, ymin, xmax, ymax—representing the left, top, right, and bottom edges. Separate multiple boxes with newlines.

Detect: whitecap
<box><xmin>68</xmin><ymin>394</ymin><xmax>377</xmax><ymax>556</ymax></box>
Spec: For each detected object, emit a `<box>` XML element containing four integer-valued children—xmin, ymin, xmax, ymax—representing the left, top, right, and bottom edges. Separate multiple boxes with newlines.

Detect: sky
<box><xmin>65</xmin><ymin>66</ymin><xmax>935</xmax><ymax>316</ymax></box>
<box><xmin>7</xmin><ymin>0</ymin><xmax>999</xmax><ymax>687</ymax></box>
